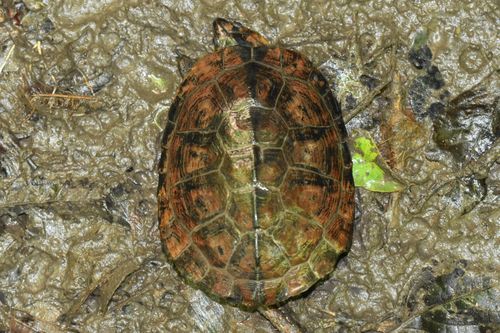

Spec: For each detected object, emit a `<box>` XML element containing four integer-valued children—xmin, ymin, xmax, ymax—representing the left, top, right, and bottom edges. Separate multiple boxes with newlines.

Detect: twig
<box><xmin>30</xmin><ymin>93</ymin><xmax>96</xmax><ymax>100</ymax></box>
<box><xmin>259</xmin><ymin>307</ymin><xmax>305</xmax><ymax>333</ymax></box>
<box><xmin>0</xmin><ymin>44</ymin><xmax>15</xmax><ymax>74</ymax></box>
<box><xmin>344</xmin><ymin>78</ymin><xmax>391</xmax><ymax>123</ymax></box>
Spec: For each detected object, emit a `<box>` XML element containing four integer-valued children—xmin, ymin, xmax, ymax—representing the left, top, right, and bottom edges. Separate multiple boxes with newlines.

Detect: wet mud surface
<box><xmin>0</xmin><ymin>1</ymin><xmax>498</xmax><ymax>332</ymax></box>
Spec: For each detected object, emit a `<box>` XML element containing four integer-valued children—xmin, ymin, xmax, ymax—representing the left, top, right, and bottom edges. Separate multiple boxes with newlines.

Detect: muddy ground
<box><xmin>0</xmin><ymin>0</ymin><xmax>498</xmax><ymax>332</ymax></box>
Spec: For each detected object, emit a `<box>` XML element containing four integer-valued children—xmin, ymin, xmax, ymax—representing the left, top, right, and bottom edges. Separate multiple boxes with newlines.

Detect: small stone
<box><xmin>423</xmin><ymin>65</ymin><xmax>445</xmax><ymax>90</ymax></box>
<box><xmin>408</xmin><ymin>45</ymin><xmax>433</xmax><ymax>70</ymax></box>
<box><xmin>428</xmin><ymin>102</ymin><xmax>445</xmax><ymax>118</ymax></box>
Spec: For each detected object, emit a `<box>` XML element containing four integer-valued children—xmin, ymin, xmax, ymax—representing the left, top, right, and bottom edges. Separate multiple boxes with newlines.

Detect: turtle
<box><xmin>158</xmin><ymin>18</ymin><xmax>355</xmax><ymax>309</ymax></box>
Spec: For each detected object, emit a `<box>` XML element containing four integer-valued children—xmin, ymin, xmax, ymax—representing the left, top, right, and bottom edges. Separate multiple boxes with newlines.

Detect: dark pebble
<box><xmin>409</xmin><ymin>45</ymin><xmax>433</xmax><ymax>70</ymax></box>
<box><xmin>408</xmin><ymin>78</ymin><xmax>430</xmax><ymax>119</ymax></box>
<box><xmin>41</xmin><ymin>18</ymin><xmax>54</xmax><ymax>33</ymax></box>
<box><xmin>423</xmin><ymin>65</ymin><xmax>445</xmax><ymax>90</ymax></box>
<box><xmin>428</xmin><ymin>102</ymin><xmax>445</xmax><ymax>118</ymax></box>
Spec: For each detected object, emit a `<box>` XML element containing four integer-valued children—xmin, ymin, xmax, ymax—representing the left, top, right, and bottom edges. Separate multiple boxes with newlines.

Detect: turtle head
<box><xmin>213</xmin><ymin>18</ymin><xmax>270</xmax><ymax>50</ymax></box>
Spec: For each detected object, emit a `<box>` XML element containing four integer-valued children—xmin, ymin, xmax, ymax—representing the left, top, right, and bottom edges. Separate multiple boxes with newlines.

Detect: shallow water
<box><xmin>0</xmin><ymin>0</ymin><xmax>498</xmax><ymax>332</ymax></box>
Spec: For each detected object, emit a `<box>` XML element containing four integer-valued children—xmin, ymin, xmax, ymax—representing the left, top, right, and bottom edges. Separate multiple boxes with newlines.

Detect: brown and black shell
<box><xmin>158</xmin><ymin>45</ymin><xmax>354</xmax><ymax>309</ymax></box>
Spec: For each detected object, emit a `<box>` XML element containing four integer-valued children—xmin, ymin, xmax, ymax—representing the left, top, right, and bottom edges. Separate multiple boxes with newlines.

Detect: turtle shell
<box><xmin>158</xmin><ymin>46</ymin><xmax>354</xmax><ymax>309</ymax></box>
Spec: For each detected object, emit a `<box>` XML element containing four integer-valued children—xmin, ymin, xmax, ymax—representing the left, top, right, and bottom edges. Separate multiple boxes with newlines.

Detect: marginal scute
<box><xmin>223</xmin><ymin>46</ymin><xmax>251</xmax><ymax>68</ymax></box>
<box><xmin>308</xmin><ymin>240</ymin><xmax>340</xmax><ymax>277</ymax></box>
<box><xmin>157</xmin><ymin>182</ymin><xmax>170</xmax><ymax>212</ymax></box>
<box><xmin>342</xmin><ymin>167</ymin><xmax>355</xmax><ymax>212</ymax></box>
<box><xmin>174</xmin><ymin>245</ymin><xmax>209</xmax><ymax>282</ymax></box>
<box><xmin>201</xmin><ymin>268</ymin><xmax>234</xmax><ymax>298</ymax></box>
<box><xmin>232</xmin><ymin>279</ymin><xmax>263</xmax><ymax>308</ymax></box>
<box><xmin>254</xmin><ymin>47</ymin><xmax>281</xmax><ymax>69</ymax></box>
<box><xmin>282</xmin><ymin>49</ymin><xmax>313</xmax><ymax>80</ymax></box>
<box><xmin>325</xmin><ymin>163</ymin><xmax>355</xmax><ymax>251</ymax></box>
<box><xmin>325</xmin><ymin>215</ymin><xmax>352</xmax><ymax>252</ymax></box>
<box><xmin>283</xmin><ymin>262</ymin><xmax>317</xmax><ymax>297</ymax></box>
<box><xmin>160</xmin><ymin>217</ymin><xmax>190</xmax><ymax>260</ymax></box>
<box><xmin>160</xmin><ymin>121</ymin><xmax>176</xmax><ymax>151</ymax></box>
<box><xmin>168</xmin><ymin>96</ymin><xmax>183</xmax><ymax>123</ymax></box>
<box><xmin>341</xmin><ymin>142</ymin><xmax>353</xmax><ymax>169</ymax></box>
<box><xmin>323</xmin><ymin>91</ymin><xmax>343</xmax><ymax>122</ymax></box>
<box><xmin>260</xmin><ymin>279</ymin><xmax>287</xmax><ymax>306</ymax></box>
<box><xmin>308</xmin><ymin>69</ymin><xmax>330</xmax><ymax>96</ymax></box>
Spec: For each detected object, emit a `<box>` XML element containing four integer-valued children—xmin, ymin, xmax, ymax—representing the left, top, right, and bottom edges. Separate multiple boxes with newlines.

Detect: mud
<box><xmin>0</xmin><ymin>0</ymin><xmax>498</xmax><ymax>332</ymax></box>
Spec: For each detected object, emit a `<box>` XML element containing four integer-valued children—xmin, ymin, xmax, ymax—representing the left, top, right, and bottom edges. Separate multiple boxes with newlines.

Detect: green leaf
<box><xmin>351</xmin><ymin>133</ymin><xmax>404</xmax><ymax>192</ymax></box>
